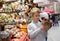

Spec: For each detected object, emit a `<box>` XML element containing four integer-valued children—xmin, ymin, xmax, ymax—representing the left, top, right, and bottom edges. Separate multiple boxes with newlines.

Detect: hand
<box><xmin>40</xmin><ymin>25</ymin><xmax>50</xmax><ymax>31</ymax></box>
<box><xmin>40</xmin><ymin>26</ymin><xmax>46</xmax><ymax>30</ymax></box>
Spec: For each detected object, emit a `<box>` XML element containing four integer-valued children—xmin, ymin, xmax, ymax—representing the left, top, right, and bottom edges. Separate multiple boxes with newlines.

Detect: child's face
<box><xmin>32</xmin><ymin>13</ymin><xmax>40</xmax><ymax>22</ymax></box>
<box><xmin>24</xmin><ymin>5</ymin><xmax>29</xmax><ymax>13</ymax></box>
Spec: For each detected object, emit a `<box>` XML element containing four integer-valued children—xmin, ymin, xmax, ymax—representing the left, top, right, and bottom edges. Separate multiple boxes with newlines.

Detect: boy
<box><xmin>27</xmin><ymin>7</ymin><xmax>51</xmax><ymax>41</ymax></box>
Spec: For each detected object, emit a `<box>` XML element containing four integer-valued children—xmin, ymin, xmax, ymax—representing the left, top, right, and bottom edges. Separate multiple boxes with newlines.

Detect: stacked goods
<box><xmin>0</xmin><ymin>14</ymin><xmax>12</xmax><ymax>23</ymax></box>
<box><xmin>5</xmin><ymin>25</ymin><xmax>25</xmax><ymax>38</ymax></box>
<box><xmin>16</xmin><ymin>23</ymin><xmax>28</xmax><ymax>32</ymax></box>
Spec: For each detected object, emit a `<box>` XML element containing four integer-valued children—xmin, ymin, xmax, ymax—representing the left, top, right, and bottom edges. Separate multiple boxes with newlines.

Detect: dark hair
<box><xmin>33</xmin><ymin>3</ymin><xmax>38</xmax><ymax>7</ymax></box>
<box><xmin>24</xmin><ymin>0</ymin><xmax>29</xmax><ymax>4</ymax></box>
<box><xmin>28</xmin><ymin>4</ymin><xmax>33</xmax><ymax>8</ymax></box>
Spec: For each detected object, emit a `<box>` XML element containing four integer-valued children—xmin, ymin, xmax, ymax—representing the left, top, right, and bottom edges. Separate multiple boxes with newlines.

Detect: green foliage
<box><xmin>28</xmin><ymin>18</ymin><xmax>32</xmax><ymax>24</ymax></box>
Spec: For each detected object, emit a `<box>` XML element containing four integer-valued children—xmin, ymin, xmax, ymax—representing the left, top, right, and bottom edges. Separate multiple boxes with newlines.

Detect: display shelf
<box><xmin>0</xmin><ymin>11</ymin><xmax>17</xmax><ymax>13</ymax></box>
<box><xmin>0</xmin><ymin>10</ymin><xmax>24</xmax><ymax>13</ymax></box>
<box><xmin>0</xmin><ymin>0</ymin><xmax>17</xmax><ymax>4</ymax></box>
<box><xmin>11</xmin><ymin>33</ymin><xmax>28</xmax><ymax>41</ymax></box>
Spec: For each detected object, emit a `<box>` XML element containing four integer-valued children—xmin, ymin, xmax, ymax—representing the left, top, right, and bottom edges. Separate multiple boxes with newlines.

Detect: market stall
<box><xmin>0</xmin><ymin>0</ymin><xmax>30</xmax><ymax>41</ymax></box>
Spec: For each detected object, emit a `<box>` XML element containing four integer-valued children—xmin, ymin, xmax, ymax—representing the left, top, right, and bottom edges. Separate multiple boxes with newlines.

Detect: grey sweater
<box><xmin>27</xmin><ymin>21</ymin><xmax>46</xmax><ymax>41</ymax></box>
